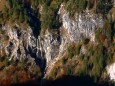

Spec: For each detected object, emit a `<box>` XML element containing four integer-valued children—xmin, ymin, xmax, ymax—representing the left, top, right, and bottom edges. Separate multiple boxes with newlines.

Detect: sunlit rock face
<box><xmin>39</xmin><ymin>30</ymin><xmax>61</xmax><ymax>64</ymax></box>
<box><xmin>0</xmin><ymin>24</ymin><xmax>61</xmax><ymax>70</ymax></box>
<box><xmin>0</xmin><ymin>24</ymin><xmax>37</xmax><ymax>62</ymax></box>
<box><xmin>58</xmin><ymin>4</ymin><xmax>104</xmax><ymax>42</ymax></box>
<box><xmin>55</xmin><ymin>4</ymin><xmax>104</xmax><ymax>59</ymax></box>
<box><xmin>44</xmin><ymin>4</ymin><xmax>105</xmax><ymax>75</ymax></box>
<box><xmin>0</xmin><ymin>4</ymin><xmax>105</xmax><ymax>75</ymax></box>
<box><xmin>107</xmin><ymin>63</ymin><xmax>115</xmax><ymax>81</ymax></box>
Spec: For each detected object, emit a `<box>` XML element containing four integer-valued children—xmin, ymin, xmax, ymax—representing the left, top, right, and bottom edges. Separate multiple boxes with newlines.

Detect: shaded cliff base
<box><xmin>11</xmin><ymin>75</ymin><xmax>115</xmax><ymax>86</ymax></box>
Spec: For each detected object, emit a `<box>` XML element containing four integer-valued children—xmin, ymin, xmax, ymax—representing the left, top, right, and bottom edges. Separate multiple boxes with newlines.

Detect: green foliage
<box><xmin>97</xmin><ymin>0</ymin><xmax>112</xmax><ymax>14</ymax></box>
<box><xmin>61</xmin><ymin>57</ymin><xmax>68</xmax><ymax>65</ymax></box>
<box><xmin>40</xmin><ymin>1</ymin><xmax>61</xmax><ymax>31</ymax></box>
<box><xmin>103</xmin><ymin>20</ymin><xmax>112</xmax><ymax>42</ymax></box>
<box><xmin>77</xmin><ymin>43</ymin><xmax>110</xmax><ymax>81</ymax></box>
<box><xmin>77</xmin><ymin>60</ymin><xmax>88</xmax><ymax>76</ymax></box>
<box><xmin>67</xmin><ymin>68</ymin><xmax>72</xmax><ymax>75</ymax></box>
<box><xmin>95</xmin><ymin>20</ymin><xmax>113</xmax><ymax>45</ymax></box>
<box><xmin>11</xmin><ymin>60</ymin><xmax>17</xmax><ymax>66</ymax></box>
<box><xmin>67</xmin><ymin>45</ymin><xmax>76</xmax><ymax>58</ymax></box>
<box><xmin>0</xmin><ymin>0</ymin><xmax>29</xmax><ymax>24</ymax></box>
<box><xmin>5</xmin><ymin>57</ymin><xmax>9</xmax><ymax>66</ymax></box>
<box><xmin>0</xmin><ymin>0</ymin><xmax>113</xmax><ymax>31</ymax></box>
<box><xmin>4</xmin><ymin>35</ymin><xmax>9</xmax><ymax>40</ymax></box>
<box><xmin>67</xmin><ymin>43</ymin><xmax>81</xmax><ymax>58</ymax></box>
<box><xmin>13</xmin><ymin>74</ymin><xmax>19</xmax><ymax>84</ymax></box>
<box><xmin>20</xmin><ymin>58</ymin><xmax>25</xmax><ymax>70</ymax></box>
<box><xmin>65</xmin><ymin>0</ymin><xmax>87</xmax><ymax>17</ymax></box>
<box><xmin>51</xmin><ymin>67</ymin><xmax>59</xmax><ymax>78</ymax></box>
<box><xmin>92</xmin><ymin>45</ymin><xmax>104</xmax><ymax>77</ymax></box>
<box><xmin>65</xmin><ymin>0</ymin><xmax>112</xmax><ymax>17</ymax></box>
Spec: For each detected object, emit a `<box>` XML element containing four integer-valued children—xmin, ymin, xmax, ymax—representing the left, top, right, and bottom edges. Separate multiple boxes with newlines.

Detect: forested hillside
<box><xmin>0</xmin><ymin>0</ymin><xmax>113</xmax><ymax>30</ymax></box>
<box><xmin>0</xmin><ymin>0</ymin><xmax>115</xmax><ymax>86</ymax></box>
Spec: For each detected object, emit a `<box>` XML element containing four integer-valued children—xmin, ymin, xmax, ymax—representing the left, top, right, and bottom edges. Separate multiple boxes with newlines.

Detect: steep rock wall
<box><xmin>0</xmin><ymin>4</ymin><xmax>105</xmax><ymax>77</ymax></box>
<box><xmin>58</xmin><ymin>4</ymin><xmax>104</xmax><ymax>42</ymax></box>
<box><xmin>44</xmin><ymin>4</ymin><xmax>105</xmax><ymax>76</ymax></box>
<box><xmin>0</xmin><ymin>24</ymin><xmax>37</xmax><ymax>62</ymax></box>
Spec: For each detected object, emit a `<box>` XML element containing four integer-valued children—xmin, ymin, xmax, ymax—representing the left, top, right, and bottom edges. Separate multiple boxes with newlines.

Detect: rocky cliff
<box><xmin>0</xmin><ymin>3</ymin><xmax>105</xmax><ymax>77</ymax></box>
<box><xmin>0</xmin><ymin>0</ymin><xmax>115</xmax><ymax>85</ymax></box>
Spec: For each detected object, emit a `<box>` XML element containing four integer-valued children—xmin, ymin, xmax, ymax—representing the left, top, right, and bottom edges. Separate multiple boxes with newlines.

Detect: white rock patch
<box><xmin>58</xmin><ymin>4</ymin><xmax>104</xmax><ymax>42</ymax></box>
<box><xmin>107</xmin><ymin>63</ymin><xmax>115</xmax><ymax>81</ymax></box>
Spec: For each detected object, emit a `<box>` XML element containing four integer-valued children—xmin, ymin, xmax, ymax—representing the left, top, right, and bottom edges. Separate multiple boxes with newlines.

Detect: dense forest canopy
<box><xmin>0</xmin><ymin>0</ymin><xmax>113</xmax><ymax>30</ymax></box>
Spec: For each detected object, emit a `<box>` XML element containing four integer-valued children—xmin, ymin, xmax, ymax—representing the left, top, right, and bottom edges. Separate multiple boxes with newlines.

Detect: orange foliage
<box><xmin>19</xmin><ymin>72</ymin><xmax>30</xmax><ymax>84</ymax></box>
<box><xmin>0</xmin><ymin>77</ymin><xmax>12</xmax><ymax>86</ymax></box>
<box><xmin>5</xmin><ymin>66</ymin><xmax>18</xmax><ymax>76</ymax></box>
<box><xmin>1</xmin><ymin>48</ymin><xmax>6</xmax><ymax>57</ymax></box>
<box><xmin>3</xmin><ymin>40</ymin><xmax>9</xmax><ymax>46</ymax></box>
<box><xmin>99</xmin><ymin>34</ymin><xmax>106</xmax><ymax>42</ymax></box>
<box><xmin>0</xmin><ymin>0</ymin><xmax>7</xmax><ymax>11</ymax></box>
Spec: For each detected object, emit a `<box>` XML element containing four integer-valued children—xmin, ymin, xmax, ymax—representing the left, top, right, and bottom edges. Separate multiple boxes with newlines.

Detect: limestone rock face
<box><xmin>0</xmin><ymin>24</ymin><xmax>37</xmax><ymax>62</ymax></box>
<box><xmin>0</xmin><ymin>4</ymin><xmax>105</xmax><ymax>75</ymax></box>
<box><xmin>44</xmin><ymin>4</ymin><xmax>105</xmax><ymax>75</ymax></box>
<box><xmin>58</xmin><ymin>4</ymin><xmax>104</xmax><ymax>42</ymax></box>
